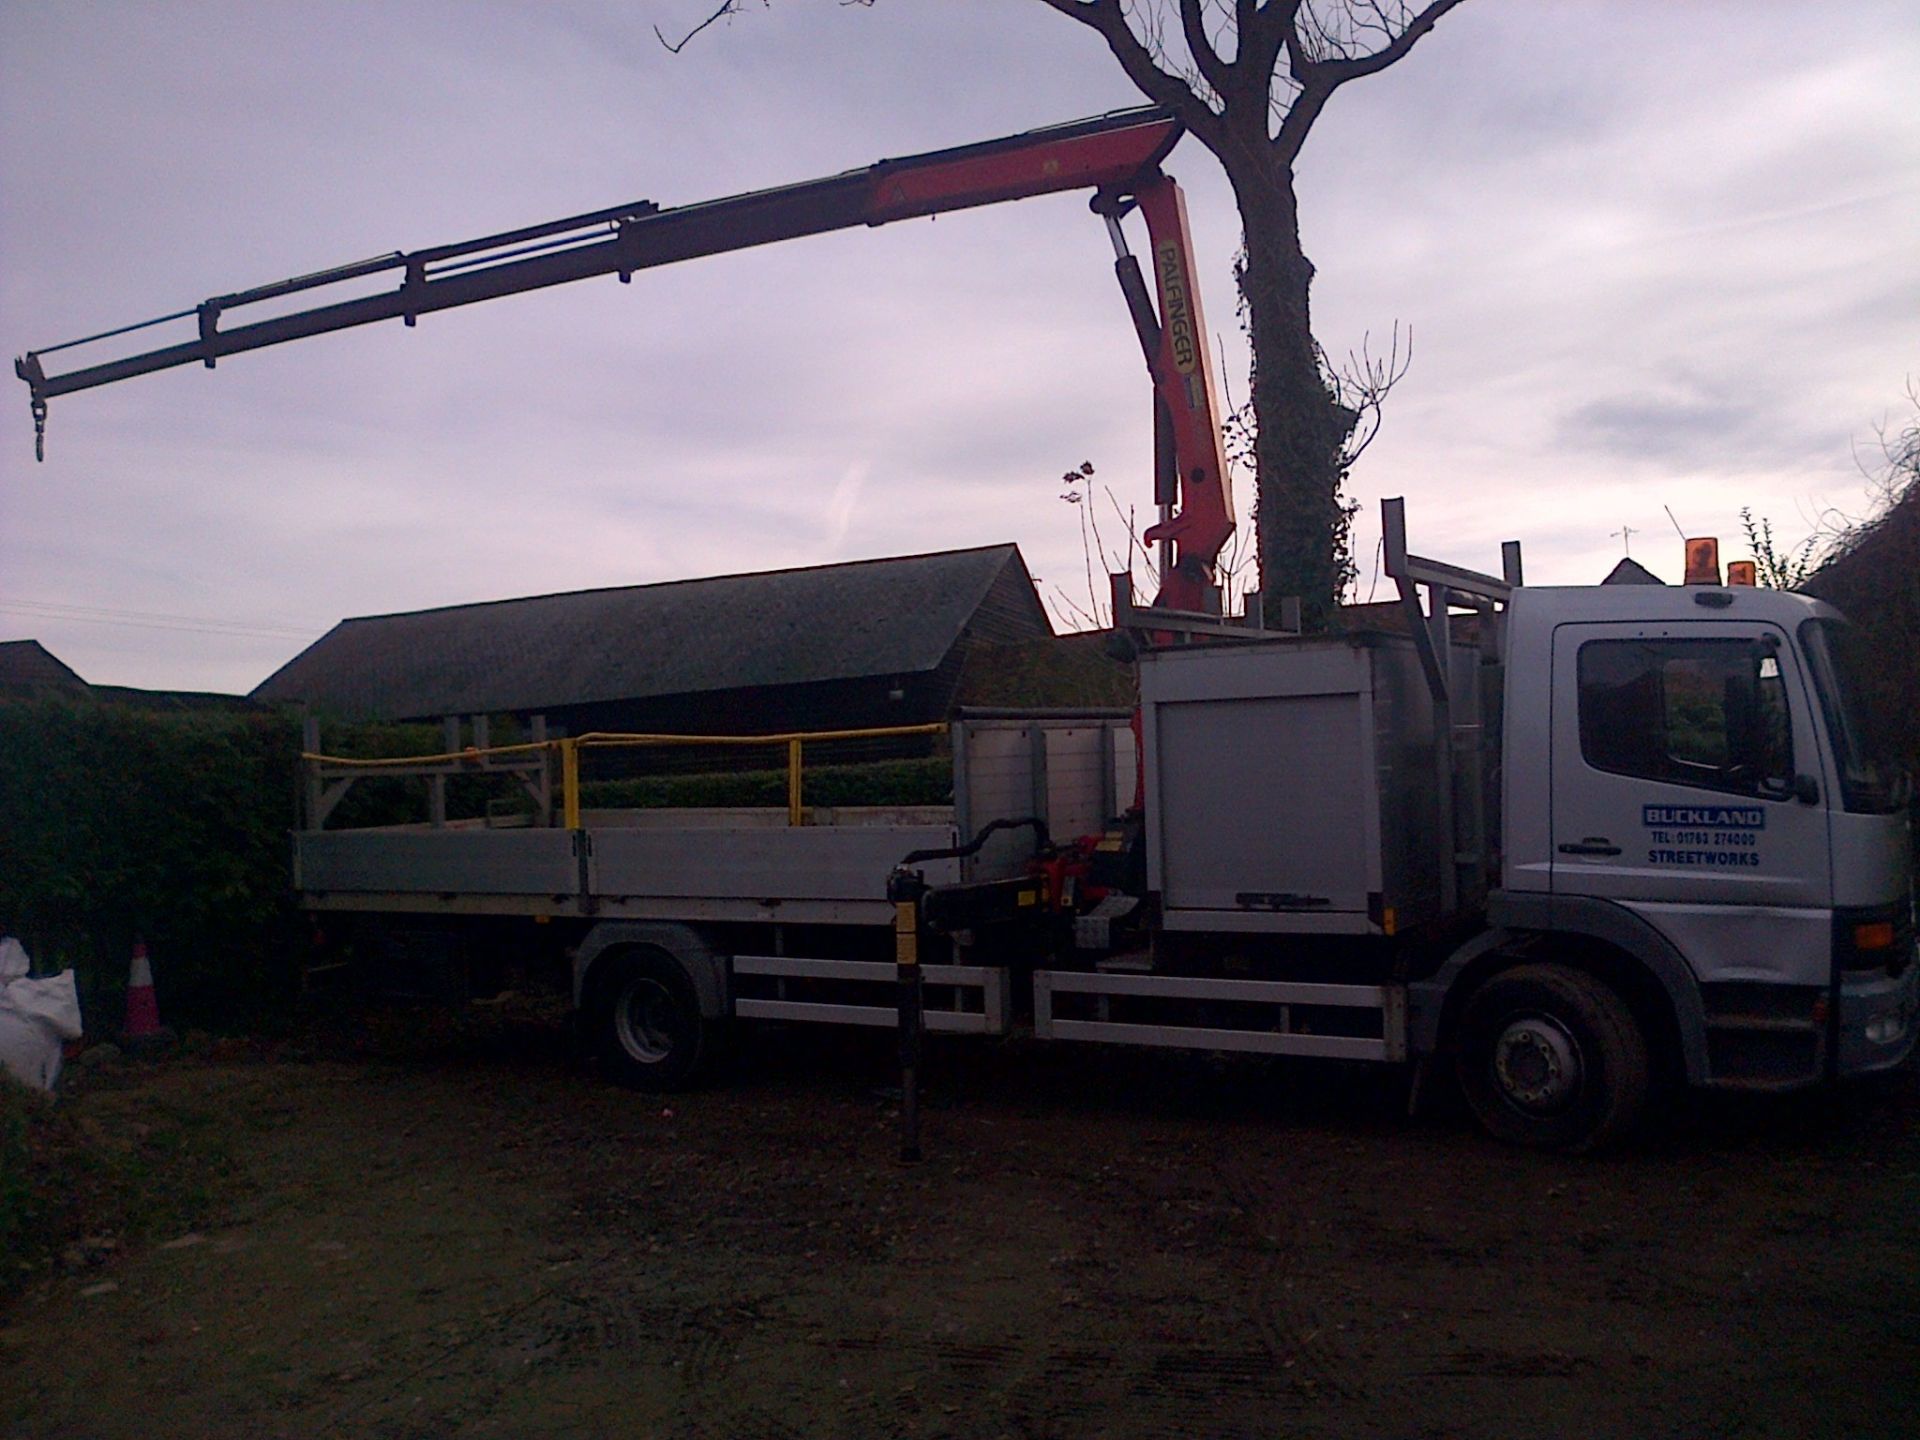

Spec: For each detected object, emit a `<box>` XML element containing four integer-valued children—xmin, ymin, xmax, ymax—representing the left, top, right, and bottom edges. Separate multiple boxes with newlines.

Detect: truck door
<box><xmin>1549</xmin><ymin>620</ymin><xmax>1833</xmax><ymax>989</ymax></box>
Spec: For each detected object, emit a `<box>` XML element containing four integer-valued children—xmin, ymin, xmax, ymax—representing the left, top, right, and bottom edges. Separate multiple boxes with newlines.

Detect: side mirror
<box><xmin>1757</xmin><ymin>773</ymin><xmax>1820</xmax><ymax>804</ymax></box>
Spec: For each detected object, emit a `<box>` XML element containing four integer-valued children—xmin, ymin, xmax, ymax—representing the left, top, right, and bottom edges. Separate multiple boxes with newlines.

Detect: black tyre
<box><xmin>586</xmin><ymin>948</ymin><xmax>719</xmax><ymax>1091</ymax></box>
<box><xmin>1455</xmin><ymin>963</ymin><xmax>1651</xmax><ymax>1154</ymax></box>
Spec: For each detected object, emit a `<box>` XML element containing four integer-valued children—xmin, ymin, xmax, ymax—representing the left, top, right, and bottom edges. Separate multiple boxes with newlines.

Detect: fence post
<box><xmin>889</xmin><ymin>868</ymin><xmax>927</xmax><ymax>1163</ymax></box>
<box><xmin>301</xmin><ymin>712</ymin><xmax>321</xmax><ymax>831</ymax></box>
<box><xmin>787</xmin><ymin>737</ymin><xmax>805</xmax><ymax>827</ymax></box>
<box><xmin>531</xmin><ymin>715</ymin><xmax>551</xmax><ymax>825</ymax></box>
<box><xmin>561</xmin><ymin>739</ymin><xmax>581</xmax><ymax>829</ymax></box>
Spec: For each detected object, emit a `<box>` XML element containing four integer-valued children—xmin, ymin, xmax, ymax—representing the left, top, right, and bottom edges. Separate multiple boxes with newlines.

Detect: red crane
<box><xmin>15</xmin><ymin>108</ymin><xmax>1236</xmax><ymax>619</ymax></box>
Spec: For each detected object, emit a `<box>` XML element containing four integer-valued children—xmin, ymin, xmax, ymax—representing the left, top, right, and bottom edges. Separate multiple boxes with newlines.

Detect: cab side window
<box><xmin>1578</xmin><ymin>637</ymin><xmax>1791</xmax><ymax>796</ymax></box>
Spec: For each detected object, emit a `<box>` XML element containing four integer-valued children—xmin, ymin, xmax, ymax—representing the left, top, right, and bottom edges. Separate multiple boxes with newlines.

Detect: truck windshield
<box><xmin>1799</xmin><ymin>619</ymin><xmax>1909</xmax><ymax>815</ymax></box>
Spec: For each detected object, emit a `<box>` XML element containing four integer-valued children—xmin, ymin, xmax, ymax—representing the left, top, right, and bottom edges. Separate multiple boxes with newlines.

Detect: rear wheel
<box><xmin>1455</xmin><ymin>964</ymin><xmax>1650</xmax><ymax>1153</ymax></box>
<box><xmin>586</xmin><ymin>948</ymin><xmax>720</xmax><ymax>1091</ymax></box>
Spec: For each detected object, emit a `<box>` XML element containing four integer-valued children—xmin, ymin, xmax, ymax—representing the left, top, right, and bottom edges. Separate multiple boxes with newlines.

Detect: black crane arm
<box><xmin>15</xmin><ymin>108</ymin><xmax>1181</xmax><ymax>408</ymax></box>
<box><xmin>15</xmin><ymin>106</ymin><xmax>1235</xmax><ymax>614</ymax></box>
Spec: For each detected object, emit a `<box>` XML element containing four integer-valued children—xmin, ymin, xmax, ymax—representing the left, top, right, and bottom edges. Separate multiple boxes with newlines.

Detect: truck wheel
<box><xmin>586</xmin><ymin>948</ymin><xmax>718</xmax><ymax>1091</ymax></box>
<box><xmin>1455</xmin><ymin>964</ymin><xmax>1650</xmax><ymax>1154</ymax></box>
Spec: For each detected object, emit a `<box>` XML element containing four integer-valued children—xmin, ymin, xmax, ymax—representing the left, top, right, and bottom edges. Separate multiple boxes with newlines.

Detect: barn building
<box><xmin>250</xmin><ymin>546</ymin><xmax>1055</xmax><ymax>745</ymax></box>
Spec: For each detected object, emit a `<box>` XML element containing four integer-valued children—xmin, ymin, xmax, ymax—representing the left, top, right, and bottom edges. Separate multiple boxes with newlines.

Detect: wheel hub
<box><xmin>1492</xmin><ymin>1016</ymin><xmax>1582</xmax><ymax>1113</ymax></box>
<box><xmin>614</xmin><ymin>979</ymin><xmax>679</xmax><ymax>1064</ymax></box>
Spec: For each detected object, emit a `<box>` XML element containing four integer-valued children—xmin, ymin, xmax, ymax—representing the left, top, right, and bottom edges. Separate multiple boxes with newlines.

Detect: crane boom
<box><xmin>15</xmin><ymin>106</ymin><xmax>1233</xmax><ymax>612</ymax></box>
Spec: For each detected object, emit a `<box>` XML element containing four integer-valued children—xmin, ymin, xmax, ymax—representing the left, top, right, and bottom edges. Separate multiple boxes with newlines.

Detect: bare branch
<box><xmin>1048</xmin><ymin>582</ymin><xmax>1102</xmax><ymax>632</ymax></box>
<box><xmin>655</xmin><ymin>0</ymin><xmax>758</xmax><ymax>54</ymax></box>
<box><xmin>1834</xmin><ymin>378</ymin><xmax>1920</xmax><ymax>562</ymax></box>
<box><xmin>1036</xmin><ymin>0</ymin><xmax>1225</xmax><ymax>145</ymax></box>
<box><xmin>1271</xmin><ymin>1</ymin><xmax>1462</xmax><ymax>157</ymax></box>
<box><xmin>1304</xmin><ymin>0</ymin><xmax>1465</xmax><ymax>89</ymax></box>
<box><xmin>1177</xmin><ymin>0</ymin><xmax>1232</xmax><ymax>100</ymax></box>
<box><xmin>1103</xmin><ymin>486</ymin><xmax>1161</xmax><ymax>589</ymax></box>
<box><xmin>1083</xmin><ymin>472</ymin><xmax>1140</xmax><ymax>596</ymax></box>
<box><xmin>1325</xmin><ymin>322</ymin><xmax>1412</xmax><ymax>467</ymax></box>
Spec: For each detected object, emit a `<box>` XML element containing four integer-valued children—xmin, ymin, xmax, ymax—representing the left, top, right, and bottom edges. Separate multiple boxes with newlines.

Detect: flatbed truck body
<box><xmin>295</xmin><ymin>535</ymin><xmax>1917</xmax><ymax>1150</ymax></box>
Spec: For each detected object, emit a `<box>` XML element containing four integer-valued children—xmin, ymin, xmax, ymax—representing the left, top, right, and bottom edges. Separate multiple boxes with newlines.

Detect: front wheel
<box><xmin>1455</xmin><ymin>964</ymin><xmax>1650</xmax><ymax>1153</ymax></box>
<box><xmin>586</xmin><ymin>948</ymin><xmax>721</xmax><ymax>1091</ymax></box>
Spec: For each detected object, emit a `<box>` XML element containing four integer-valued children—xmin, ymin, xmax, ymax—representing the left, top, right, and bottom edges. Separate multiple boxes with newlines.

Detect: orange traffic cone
<box><xmin>123</xmin><ymin>939</ymin><xmax>168</xmax><ymax>1042</ymax></box>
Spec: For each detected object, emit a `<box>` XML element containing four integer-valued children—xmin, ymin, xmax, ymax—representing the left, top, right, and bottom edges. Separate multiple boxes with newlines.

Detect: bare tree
<box><xmin>1035</xmin><ymin>2</ymin><xmax>1461</xmax><ymax>627</ymax></box>
<box><xmin>661</xmin><ymin>0</ymin><xmax>1463</xmax><ymax>627</ymax></box>
<box><xmin>1053</xmin><ymin>457</ymin><xmax>1260</xmax><ymax>629</ymax></box>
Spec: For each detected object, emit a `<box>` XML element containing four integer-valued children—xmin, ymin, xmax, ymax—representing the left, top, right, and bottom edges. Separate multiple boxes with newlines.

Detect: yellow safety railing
<box><xmin>302</xmin><ymin>721</ymin><xmax>946</xmax><ymax>830</ymax></box>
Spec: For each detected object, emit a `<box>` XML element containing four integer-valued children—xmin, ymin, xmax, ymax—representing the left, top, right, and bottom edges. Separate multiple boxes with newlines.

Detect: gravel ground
<box><xmin>4</xmin><ymin>1011</ymin><xmax>1917</xmax><ymax>1440</ymax></box>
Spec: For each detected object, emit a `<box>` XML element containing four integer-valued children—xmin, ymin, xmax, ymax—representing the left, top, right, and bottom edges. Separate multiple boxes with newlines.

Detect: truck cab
<box><xmin>1486</xmin><ymin>582</ymin><xmax>1915</xmax><ymax>1097</ymax></box>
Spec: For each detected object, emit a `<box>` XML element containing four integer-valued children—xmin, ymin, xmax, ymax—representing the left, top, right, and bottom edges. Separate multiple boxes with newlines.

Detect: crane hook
<box><xmin>30</xmin><ymin>395</ymin><xmax>47</xmax><ymax>463</ymax></box>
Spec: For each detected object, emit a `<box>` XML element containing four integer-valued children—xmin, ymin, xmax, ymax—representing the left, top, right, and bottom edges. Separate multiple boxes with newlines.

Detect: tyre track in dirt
<box><xmin>1212</xmin><ymin>1147</ymin><xmax>1363</xmax><ymax>1406</ymax></box>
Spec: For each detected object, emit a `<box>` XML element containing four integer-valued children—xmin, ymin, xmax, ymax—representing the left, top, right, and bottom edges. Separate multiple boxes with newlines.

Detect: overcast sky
<box><xmin>2</xmin><ymin>1</ymin><xmax>1915</xmax><ymax>693</ymax></box>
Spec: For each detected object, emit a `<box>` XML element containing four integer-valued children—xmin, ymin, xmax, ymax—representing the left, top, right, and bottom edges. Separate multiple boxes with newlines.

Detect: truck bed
<box><xmin>295</xmin><ymin>711</ymin><xmax>1135</xmax><ymax>925</ymax></box>
<box><xmin>295</xmin><ymin>808</ymin><xmax>964</xmax><ymax>922</ymax></box>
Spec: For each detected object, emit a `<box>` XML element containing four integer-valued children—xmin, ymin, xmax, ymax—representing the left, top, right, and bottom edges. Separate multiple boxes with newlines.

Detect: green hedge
<box><xmin>0</xmin><ymin>696</ymin><xmax>305</xmax><ymax>1032</ymax></box>
<box><xmin>579</xmin><ymin>756</ymin><xmax>950</xmax><ymax>811</ymax></box>
<box><xmin>0</xmin><ymin>704</ymin><xmax>556</xmax><ymax>1027</ymax></box>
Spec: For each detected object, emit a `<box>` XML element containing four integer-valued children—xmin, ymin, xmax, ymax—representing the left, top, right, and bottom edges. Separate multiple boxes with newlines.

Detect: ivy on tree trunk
<box><xmin>1233</xmin><ymin>162</ymin><xmax>1359</xmax><ymax>629</ymax></box>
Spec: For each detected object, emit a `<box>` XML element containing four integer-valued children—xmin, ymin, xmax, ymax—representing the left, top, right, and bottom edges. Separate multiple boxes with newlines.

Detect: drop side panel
<box><xmin>590</xmin><ymin>826</ymin><xmax>960</xmax><ymax>903</ymax></box>
<box><xmin>296</xmin><ymin>829</ymin><xmax>581</xmax><ymax>898</ymax></box>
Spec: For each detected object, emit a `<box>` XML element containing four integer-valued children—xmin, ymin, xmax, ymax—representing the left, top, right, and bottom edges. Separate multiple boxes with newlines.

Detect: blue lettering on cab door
<box><xmin>1641</xmin><ymin>805</ymin><xmax>1765</xmax><ymax>867</ymax></box>
<box><xmin>1641</xmin><ymin>806</ymin><xmax>1764</xmax><ymax>829</ymax></box>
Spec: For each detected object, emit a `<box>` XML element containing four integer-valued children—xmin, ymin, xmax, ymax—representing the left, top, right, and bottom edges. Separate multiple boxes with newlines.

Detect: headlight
<box><xmin>1864</xmin><ymin>1014</ymin><xmax>1908</xmax><ymax>1046</ymax></box>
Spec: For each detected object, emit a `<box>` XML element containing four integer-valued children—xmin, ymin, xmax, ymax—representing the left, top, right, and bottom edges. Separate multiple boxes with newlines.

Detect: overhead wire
<box><xmin>0</xmin><ymin>598</ymin><xmax>319</xmax><ymax>640</ymax></box>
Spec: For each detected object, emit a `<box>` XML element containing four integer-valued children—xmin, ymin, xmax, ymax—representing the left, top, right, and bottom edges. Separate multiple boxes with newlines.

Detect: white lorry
<box><xmin>287</xmin><ymin>505</ymin><xmax>1916</xmax><ymax>1151</ymax></box>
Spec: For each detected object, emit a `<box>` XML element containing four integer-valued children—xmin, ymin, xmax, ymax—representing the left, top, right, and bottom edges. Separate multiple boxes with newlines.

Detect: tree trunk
<box><xmin>1229</xmin><ymin>162</ymin><xmax>1357</xmax><ymax>631</ymax></box>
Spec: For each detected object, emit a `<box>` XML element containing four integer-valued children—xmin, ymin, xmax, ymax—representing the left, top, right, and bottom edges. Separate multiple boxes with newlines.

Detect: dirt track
<box><xmin>4</xmin><ymin>1014</ymin><xmax>1917</xmax><ymax>1439</ymax></box>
